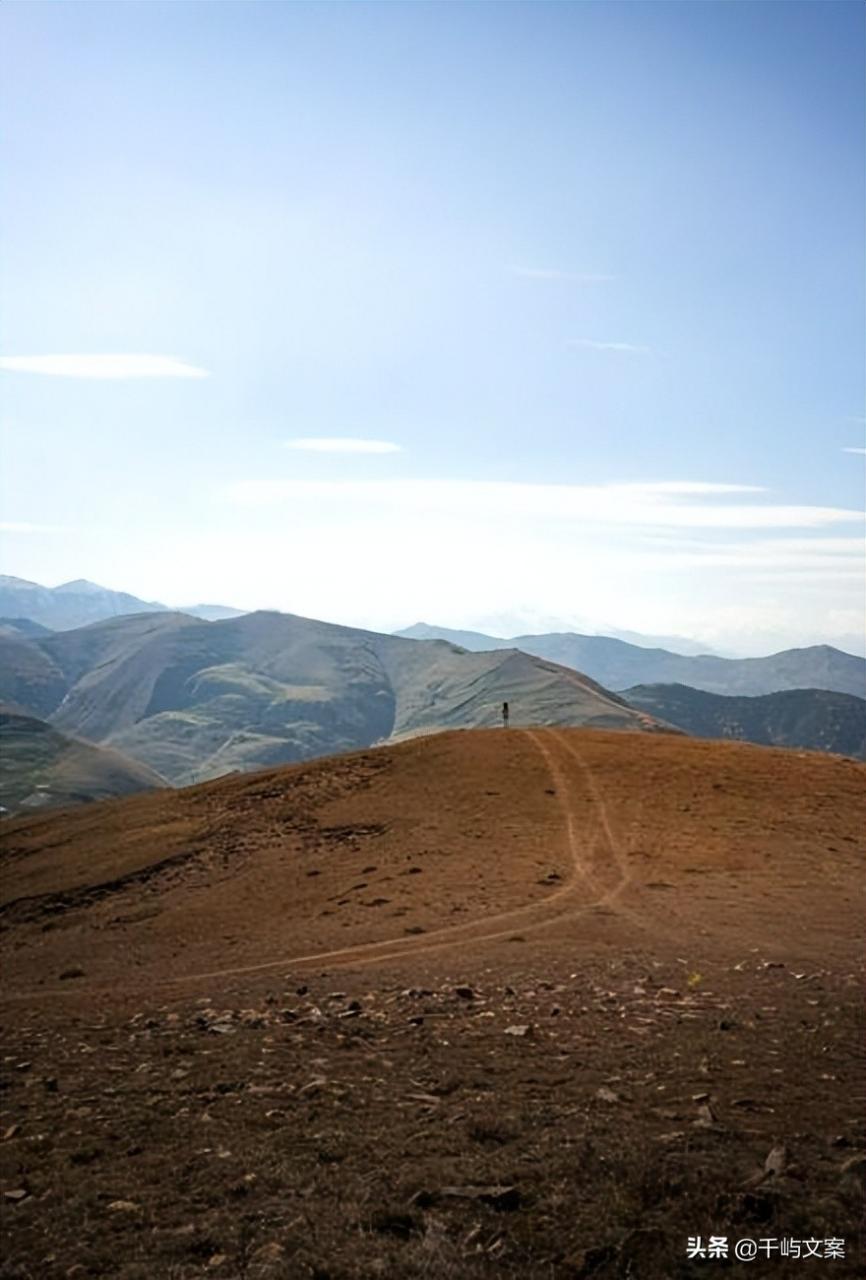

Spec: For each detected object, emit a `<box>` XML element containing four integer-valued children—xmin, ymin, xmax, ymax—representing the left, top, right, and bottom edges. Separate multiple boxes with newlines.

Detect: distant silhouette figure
<box><xmin>502</xmin><ymin>700</ymin><xmax>509</xmax><ymax>728</ymax></box>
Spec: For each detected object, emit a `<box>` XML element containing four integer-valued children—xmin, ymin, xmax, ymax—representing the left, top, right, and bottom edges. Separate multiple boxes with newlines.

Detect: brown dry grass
<box><xmin>1</xmin><ymin>729</ymin><xmax>864</xmax><ymax>1278</ymax></box>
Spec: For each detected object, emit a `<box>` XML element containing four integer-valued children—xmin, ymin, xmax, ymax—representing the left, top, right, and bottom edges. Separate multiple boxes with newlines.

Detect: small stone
<box><xmin>839</xmin><ymin>1153</ymin><xmax>866</xmax><ymax>1183</ymax></box>
<box><xmin>59</xmin><ymin>967</ymin><xmax>85</xmax><ymax>980</ymax></box>
<box><xmin>504</xmin><ymin>1024</ymin><xmax>532</xmax><ymax>1037</ymax></box>
<box><xmin>693</xmin><ymin>1102</ymin><xmax>717</xmax><ymax>1128</ymax></box>
<box><xmin>253</xmin><ymin>1242</ymin><xmax>285</xmax><ymax>1264</ymax></box>
<box><xmin>763</xmin><ymin>1144</ymin><xmax>788</xmax><ymax>1177</ymax></box>
<box><xmin>107</xmin><ymin>1200</ymin><xmax>139</xmax><ymax>1213</ymax></box>
<box><xmin>3</xmin><ymin>1189</ymin><xmax>29</xmax><ymax>1203</ymax></box>
<box><xmin>453</xmin><ymin>986</ymin><xmax>475</xmax><ymax>1000</ymax></box>
<box><xmin>595</xmin><ymin>1086</ymin><xmax>620</xmax><ymax>1104</ymax></box>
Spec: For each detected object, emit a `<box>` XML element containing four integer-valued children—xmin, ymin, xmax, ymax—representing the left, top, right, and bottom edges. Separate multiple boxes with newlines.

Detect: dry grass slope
<box><xmin>1</xmin><ymin>728</ymin><xmax>864</xmax><ymax>1278</ymax></box>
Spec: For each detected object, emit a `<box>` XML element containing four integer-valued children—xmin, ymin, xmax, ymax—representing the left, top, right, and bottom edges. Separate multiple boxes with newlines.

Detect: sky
<box><xmin>1</xmin><ymin>0</ymin><xmax>864</xmax><ymax>656</ymax></box>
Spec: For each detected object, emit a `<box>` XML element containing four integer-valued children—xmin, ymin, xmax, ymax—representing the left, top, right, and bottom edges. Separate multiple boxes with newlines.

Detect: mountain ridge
<box><xmin>395</xmin><ymin>622</ymin><xmax>864</xmax><ymax>698</ymax></box>
<box><xmin>0</xmin><ymin>575</ymin><xmax>244</xmax><ymax>631</ymax></box>
<box><xmin>623</xmin><ymin>682</ymin><xmax>866</xmax><ymax>758</ymax></box>
<box><xmin>1</xmin><ymin>609</ymin><xmax>669</xmax><ymax>789</ymax></box>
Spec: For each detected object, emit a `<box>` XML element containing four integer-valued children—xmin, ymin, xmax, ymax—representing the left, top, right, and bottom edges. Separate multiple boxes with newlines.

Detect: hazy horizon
<box><xmin>3</xmin><ymin>567</ymin><xmax>866</xmax><ymax>660</ymax></box>
<box><xmin>1</xmin><ymin>1</ymin><xmax>864</xmax><ymax>657</ymax></box>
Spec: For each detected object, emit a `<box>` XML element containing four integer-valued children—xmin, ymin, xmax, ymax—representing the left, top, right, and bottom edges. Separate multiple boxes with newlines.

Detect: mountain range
<box><xmin>0</xmin><ymin>575</ymin><xmax>243</xmax><ymax>632</ymax></box>
<box><xmin>0</xmin><ymin>609</ymin><xmax>666</xmax><ymax>798</ymax></box>
<box><xmin>623</xmin><ymin>683</ymin><xmax>866</xmax><ymax>759</ymax></box>
<box><xmin>0</xmin><ymin>585</ymin><xmax>863</xmax><ymax>814</ymax></box>
<box><xmin>395</xmin><ymin>623</ymin><xmax>865</xmax><ymax>699</ymax></box>
<box><xmin>0</xmin><ymin>576</ymin><xmax>724</xmax><ymax>655</ymax></box>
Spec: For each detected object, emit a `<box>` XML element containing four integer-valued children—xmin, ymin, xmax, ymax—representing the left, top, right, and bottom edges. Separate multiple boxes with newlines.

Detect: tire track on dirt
<box><xmin>4</xmin><ymin>729</ymin><xmax>637</xmax><ymax>999</ymax></box>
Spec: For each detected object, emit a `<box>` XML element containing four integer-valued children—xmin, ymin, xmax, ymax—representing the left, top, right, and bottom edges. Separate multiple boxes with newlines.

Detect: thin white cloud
<box><xmin>842</xmin><ymin>446</ymin><xmax>866</xmax><ymax>455</ymax></box>
<box><xmin>225</xmin><ymin>477</ymin><xmax>860</xmax><ymax>530</ymax></box>
<box><xmin>567</xmin><ymin>339</ymin><xmax>651</xmax><ymax>353</ymax></box>
<box><xmin>509</xmin><ymin>266</ymin><xmax>615</xmax><ymax>282</ymax></box>
<box><xmin>0</xmin><ymin>354</ymin><xmax>208</xmax><ymax>379</ymax></box>
<box><xmin>283</xmin><ymin>437</ymin><xmax>402</xmax><ymax>454</ymax></box>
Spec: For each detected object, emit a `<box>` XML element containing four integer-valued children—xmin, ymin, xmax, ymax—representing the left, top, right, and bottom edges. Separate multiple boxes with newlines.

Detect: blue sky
<box><xmin>1</xmin><ymin>0</ymin><xmax>863</xmax><ymax>654</ymax></box>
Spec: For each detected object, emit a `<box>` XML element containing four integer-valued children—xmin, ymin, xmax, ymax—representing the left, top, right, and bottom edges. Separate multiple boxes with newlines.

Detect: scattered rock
<box><xmin>412</xmin><ymin>1184</ymin><xmax>522</xmax><ymax>1211</ymax></box>
<box><xmin>3</xmin><ymin>1188</ymin><xmax>29</xmax><ymax>1203</ymax></box>
<box><xmin>298</xmin><ymin>1076</ymin><xmax>327</xmax><ymax>1097</ymax></box>
<box><xmin>107</xmin><ymin>1200</ymin><xmax>139</xmax><ymax>1212</ymax></box>
<box><xmin>839</xmin><ymin>1153</ymin><xmax>866</xmax><ymax>1184</ymax></box>
<box><xmin>454</xmin><ymin>985</ymin><xmax>475</xmax><ymax>1000</ymax></box>
<box><xmin>504</xmin><ymin>1024</ymin><xmax>532</xmax><ymax>1038</ymax></box>
<box><xmin>763</xmin><ymin>1143</ymin><xmax>788</xmax><ymax>1178</ymax></box>
<box><xmin>252</xmin><ymin>1241</ymin><xmax>285</xmax><ymax>1264</ymax></box>
<box><xmin>59</xmin><ymin>967</ymin><xmax>85</xmax><ymax>980</ymax></box>
<box><xmin>595</xmin><ymin>1086</ymin><xmax>620</xmax><ymax>1104</ymax></box>
<box><xmin>693</xmin><ymin>1101</ymin><xmax>717</xmax><ymax>1128</ymax></box>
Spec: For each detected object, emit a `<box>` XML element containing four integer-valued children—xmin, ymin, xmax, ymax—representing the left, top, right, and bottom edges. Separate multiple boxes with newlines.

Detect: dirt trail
<box><xmin>8</xmin><ymin>729</ymin><xmax>631</xmax><ymax>997</ymax></box>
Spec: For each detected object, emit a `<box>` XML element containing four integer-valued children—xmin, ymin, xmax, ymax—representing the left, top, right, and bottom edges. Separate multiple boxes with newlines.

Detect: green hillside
<box><xmin>0</xmin><ymin>710</ymin><xmax>167</xmax><ymax>813</ymax></box>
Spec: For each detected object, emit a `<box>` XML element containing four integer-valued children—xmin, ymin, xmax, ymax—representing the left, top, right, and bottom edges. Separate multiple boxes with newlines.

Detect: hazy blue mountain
<box><xmin>0</xmin><ymin>617</ymin><xmax>55</xmax><ymax>640</ymax></box>
<box><xmin>0</xmin><ymin>576</ymin><xmax>243</xmax><ymax>631</ymax></box>
<box><xmin>395</xmin><ymin>623</ymin><xmax>864</xmax><ymax>699</ymax></box>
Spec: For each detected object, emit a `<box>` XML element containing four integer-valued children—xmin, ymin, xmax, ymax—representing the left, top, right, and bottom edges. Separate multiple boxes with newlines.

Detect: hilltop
<box><xmin>1</xmin><ymin>729</ymin><xmax>863</xmax><ymax>1278</ymax></box>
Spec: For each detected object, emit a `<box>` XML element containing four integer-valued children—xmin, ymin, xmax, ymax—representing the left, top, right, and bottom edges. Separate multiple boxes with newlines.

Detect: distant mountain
<box><xmin>0</xmin><ymin>617</ymin><xmax>55</xmax><ymax>640</ymax></box>
<box><xmin>395</xmin><ymin>623</ymin><xmax>865</xmax><ymax>699</ymax></box>
<box><xmin>0</xmin><ymin>576</ymin><xmax>244</xmax><ymax>631</ymax></box>
<box><xmin>0</xmin><ymin>708</ymin><xmax>166</xmax><ymax>814</ymax></box>
<box><xmin>0</xmin><ymin>631</ymin><xmax>68</xmax><ymax>718</ymax></box>
<box><xmin>183</xmin><ymin>604</ymin><xmax>246</xmax><ymax>621</ymax></box>
<box><xmin>397</xmin><ymin>621</ymin><xmax>718</xmax><ymax>656</ymax></box>
<box><xmin>623</xmin><ymin>684</ymin><xmax>866</xmax><ymax>758</ymax></box>
<box><xmin>0</xmin><ymin>610</ymin><xmax>670</xmax><ymax>787</ymax></box>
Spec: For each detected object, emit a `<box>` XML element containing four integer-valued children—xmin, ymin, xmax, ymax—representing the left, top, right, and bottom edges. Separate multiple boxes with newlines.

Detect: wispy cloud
<box><xmin>0</xmin><ymin>354</ymin><xmax>208</xmax><ymax>379</ymax></box>
<box><xmin>567</xmin><ymin>339</ymin><xmax>651</xmax><ymax>354</ymax></box>
<box><xmin>842</xmin><ymin>446</ymin><xmax>866</xmax><ymax>455</ymax></box>
<box><xmin>509</xmin><ymin>266</ymin><xmax>615</xmax><ymax>282</ymax></box>
<box><xmin>225</xmin><ymin>477</ymin><xmax>859</xmax><ymax>530</ymax></box>
<box><xmin>283</xmin><ymin>437</ymin><xmax>402</xmax><ymax>454</ymax></box>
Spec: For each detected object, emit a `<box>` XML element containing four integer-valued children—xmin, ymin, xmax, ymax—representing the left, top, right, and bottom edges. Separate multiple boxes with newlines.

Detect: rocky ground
<box><xmin>1</xmin><ymin>949</ymin><xmax>863</xmax><ymax>1279</ymax></box>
